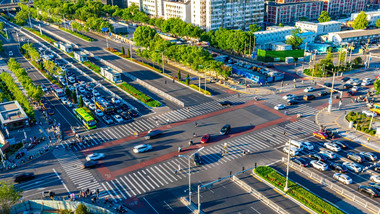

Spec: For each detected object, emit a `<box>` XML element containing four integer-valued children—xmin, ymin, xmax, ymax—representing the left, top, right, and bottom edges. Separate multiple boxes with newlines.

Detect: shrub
<box><xmin>59</xmin><ymin>27</ymin><xmax>94</xmax><ymax>41</ymax></box>
<box><xmin>118</xmin><ymin>82</ymin><xmax>161</xmax><ymax>107</ymax></box>
<box><xmin>83</xmin><ymin>61</ymin><xmax>101</xmax><ymax>73</ymax></box>
<box><xmin>349</xmin><ymin>111</ymin><xmax>355</xmax><ymax>116</ymax></box>
<box><xmin>370</xmin><ymin>130</ymin><xmax>376</xmax><ymax>135</ymax></box>
<box><xmin>365</xmin><ymin>129</ymin><xmax>370</xmax><ymax>133</ymax></box>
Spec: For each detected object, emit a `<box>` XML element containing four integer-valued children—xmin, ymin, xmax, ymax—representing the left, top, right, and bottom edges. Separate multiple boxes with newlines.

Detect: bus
<box><xmin>51</xmin><ymin>84</ymin><xmax>65</xmax><ymax>99</ymax></box>
<box><xmin>95</xmin><ymin>97</ymin><xmax>113</xmax><ymax>113</ymax></box>
<box><xmin>372</xmin><ymin>103</ymin><xmax>380</xmax><ymax>114</ymax></box>
<box><xmin>74</xmin><ymin>108</ymin><xmax>96</xmax><ymax>129</ymax></box>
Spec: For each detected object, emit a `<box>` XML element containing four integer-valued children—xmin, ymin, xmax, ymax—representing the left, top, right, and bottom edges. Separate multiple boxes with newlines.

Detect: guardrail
<box><xmin>281</xmin><ymin>157</ymin><xmax>380</xmax><ymax>214</ymax></box>
<box><xmin>231</xmin><ymin>175</ymin><xmax>289</xmax><ymax>214</ymax></box>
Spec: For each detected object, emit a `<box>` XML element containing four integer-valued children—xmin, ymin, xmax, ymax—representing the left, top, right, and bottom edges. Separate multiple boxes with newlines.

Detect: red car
<box><xmin>313</xmin><ymin>132</ymin><xmax>328</xmax><ymax>140</ymax></box>
<box><xmin>200</xmin><ymin>134</ymin><xmax>210</xmax><ymax>143</ymax></box>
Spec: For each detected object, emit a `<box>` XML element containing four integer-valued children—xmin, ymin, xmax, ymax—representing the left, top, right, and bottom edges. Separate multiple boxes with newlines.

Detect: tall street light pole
<box><xmin>284</xmin><ymin>139</ymin><xmax>291</xmax><ymax>192</ymax></box>
<box><xmin>328</xmin><ymin>70</ymin><xmax>336</xmax><ymax>113</ymax></box>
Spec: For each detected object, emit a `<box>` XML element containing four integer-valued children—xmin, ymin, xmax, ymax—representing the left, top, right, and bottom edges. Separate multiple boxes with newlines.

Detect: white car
<box><xmin>352</xmin><ymin>86</ymin><xmax>361</xmax><ymax>92</ymax></box>
<box><xmin>274</xmin><ymin>104</ymin><xmax>287</xmax><ymax>110</ymax></box>
<box><xmin>370</xmin><ymin>175</ymin><xmax>380</xmax><ymax>183</ymax></box>
<box><xmin>304</xmin><ymin>87</ymin><xmax>315</xmax><ymax>92</ymax></box>
<box><xmin>333</xmin><ymin>173</ymin><xmax>352</xmax><ymax>185</ymax></box>
<box><xmin>133</xmin><ymin>144</ymin><xmax>152</xmax><ymax>153</ymax></box>
<box><xmin>68</xmin><ymin>76</ymin><xmax>76</xmax><ymax>84</ymax></box>
<box><xmin>363</xmin><ymin>78</ymin><xmax>373</xmax><ymax>83</ymax></box>
<box><xmin>112</xmin><ymin>97</ymin><xmax>121</xmax><ymax>105</ymax></box>
<box><xmin>319</xmin><ymin>150</ymin><xmax>336</xmax><ymax>159</ymax></box>
<box><xmin>86</xmin><ymin>153</ymin><xmax>105</xmax><ymax>161</ymax></box>
<box><xmin>89</xmin><ymin>103</ymin><xmax>96</xmax><ymax>110</ymax></box>
<box><xmin>83</xmin><ymin>98</ymin><xmax>90</xmax><ymax>106</ymax></box>
<box><xmin>68</xmin><ymin>85</ymin><xmax>75</xmax><ymax>91</ymax></box>
<box><xmin>282</xmin><ymin>94</ymin><xmax>295</xmax><ymax>100</ymax></box>
<box><xmin>9</xmin><ymin>51</ymin><xmax>13</xmax><ymax>56</ymax></box>
<box><xmin>362</xmin><ymin>110</ymin><xmax>377</xmax><ymax>117</ymax></box>
<box><xmin>67</xmin><ymin>100</ymin><xmax>73</xmax><ymax>107</ymax></box>
<box><xmin>96</xmin><ymin>109</ymin><xmax>104</xmax><ymax>117</ymax></box>
<box><xmin>352</xmin><ymin>80</ymin><xmax>362</xmax><ymax>86</ymax></box>
<box><xmin>324</xmin><ymin>142</ymin><xmax>341</xmax><ymax>152</ymax></box>
<box><xmin>342</xmin><ymin>162</ymin><xmax>362</xmax><ymax>173</ymax></box>
<box><xmin>61</xmin><ymin>97</ymin><xmax>69</xmax><ymax>104</ymax></box>
<box><xmin>310</xmin><ymin>160</ymin><xmax>328</xmax><ymax>171</ymax></box>
<box><xmin>283</xmin><ymin>146</ymin><xmax>299</xmax><ymax>156</ymax></box>
<box><xmin>362</xmin><ymin>81</ymin><xmax>372</xmax><ymax>86</ymax></box>
<box><xmin>93</xmin><ymin>90</ymin><xmax>100</xmax><ymax>97</ymax></box>
<box><xmin>113</xmin><ymin>114</ymin><xmax>123</xmax><ymax>123</ymax></box>
<box><xmin>78</xmin><ymin>87</ymin><xmax>86</xmax><ymax>94</ymax></box>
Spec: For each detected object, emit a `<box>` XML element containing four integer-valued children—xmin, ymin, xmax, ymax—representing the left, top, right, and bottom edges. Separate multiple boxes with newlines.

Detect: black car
<box><xmin>303</xmin><ymin>94</ymin><xmax>315</xmax><ymax>101</ymax></box>
<box><xmin>220</xmin><ymin>124</ymin><xmax>231</xmax><ymax>135</ymax></box>
<box><xmin>323</xmin><ymin>82</ymin><xmax>332</xmax><ymax>87</ymax></box>
<box><xmin>291</xmin><ymin>157</ymin><xmax>309</xmax><ymax>167</ymax></box>
<box><xmin>85</xmin><ymin>92</ymin><xmax>92</xmax><ymax>99</ymax></box>
<box><xmin>308</xmin><ymin>153</ymin><xmax>327</xmax><ymax>162</ymax></box>
<box><xmin>358</xmin><ymin>186</ymin><xmax>379</xmax><ymax>198</ymax></box>
<box><xmin>218</xmin><ymin>101</ymin><xmax>233</xmax><ymax>107</ymax></box>
<box><xmin>347</xmin><ymin>152</ymin><xmax>364</xmax><ymax>163</ymax></box>
<box><xmin>287</xmin><ymin>100</ymin><xmax>299</xmax><ymax>105</ymax></box>
<box><xmin>293</xmin><ymin>96</ymin><xmax>304</xmax><ymax>101</ymax></box>
<box><xmin>121</xmin><ymin>104</ymin><xmax>130</xmax><ymax>111</ymax></box>
<box><xmin>128</xmin><ymin>109</ymin><xmax>139</xmax><ymax>118</ymax></box>
<box><xmin>121</xmin><ymin>111</ymin><xmax>132</xmax><ymax>120</ymax></box>
<box><xmin>341</xmin><ymin>77</ymin><xmax>350</xmax><ymax>82</ymax></box>
<box><xmin>193</xmin><ymin>153</ymin><xmax>202</xmax><ymax>166</ymax></box>
<box><xmin>114</xmin><ymin>107</ymin><xmax>123</xmax><ymax>114</ymax></box>
<box><xmin>329</xmin><ymin>163</ymin><xmax>348</xmax><ymax>173</ymax></box>
<box><xmin>14</xmin><ymin>172</ymin><xmax>35</xmax><ymax>183</ymax></box>
<box><xmin>82</xmin><ymin>160</ymin><xmax>99</xmax><ymax>169</ymax></box>
<box><xmin>318</xmin><ymin>91</ymin><xmax>328</xmax><ymax>96</ymax></box>
<box><xmin>333</xmin><ymin>140</ymin><xmax>349</xmax><ymax>149</ymax></box>
<box><xmin>40</xmin><ymin>97</ymin><xmax>47</xmax><ymax>104</ymax></box>
<box><xmin>343</xmin><ymin>84</ymin><xmax>353</xmax><ymax>89</ymax></box>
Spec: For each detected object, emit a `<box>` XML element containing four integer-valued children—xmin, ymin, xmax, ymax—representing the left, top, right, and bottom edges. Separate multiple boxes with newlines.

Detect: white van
<box><xmin>285</xmin><ymin>140</ymin><xmax>304</xmax><ymax>151</ymax></box>
<box><xmin>301</xmin><ymin>141</ymin><xmax>314</xmax><ymax>150</ymax></box>
<box><xmin>283</xmin><ymin>146</ymin><xmax>299</xmax><ymax>156</ymax></box>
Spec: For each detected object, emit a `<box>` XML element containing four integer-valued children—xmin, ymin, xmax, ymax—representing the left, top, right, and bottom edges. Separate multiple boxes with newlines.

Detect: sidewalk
<box><xmin>315</xmin><ymin>101</ymin><xmax>380</xmax><ymax>152</ymax></box>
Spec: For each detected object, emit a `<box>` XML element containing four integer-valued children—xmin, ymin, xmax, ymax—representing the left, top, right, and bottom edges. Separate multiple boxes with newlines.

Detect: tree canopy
<box><xmin>376</xmin><ymin>19</ymin><xmax>380</xmax><ymax>28</ymax></box>
<box><xmin>353</xmin><ymin>11</ymin><xmax>369</xmax><ymax>30</ymax></box>
<box><xmin>285</xmin><ymin>29</ymin><xmax>303</xmax><ymax>50</ymax></box>
<box><xmin>0</xmin><ymin>181</ymin><xmax>22</xmax><ymax>214</ymax></box>
<box><xmin>318</xmin><ymin>11</ymin><xmax>331</xmax><ymax>23</ymax></box>
<box><xmin>248</xmin><ymin>24</ymin><xmax>261</xmax><ymax>32</ymax></box>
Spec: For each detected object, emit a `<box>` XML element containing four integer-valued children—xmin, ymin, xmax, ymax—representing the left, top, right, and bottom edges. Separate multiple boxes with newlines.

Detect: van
<box><xmin>285</xmin><ymin>140</ymin><xmax>304</xmax><ymax>151</ymax></box>
<box><xmin>303</xmin><ymin>94</ymin><xmax>315</xmax><ymax>101</ymax></box>
<box><xmin>283</xmin><ymin>146</ymin><xmax>299</xmax><ymax>156</ymax></box>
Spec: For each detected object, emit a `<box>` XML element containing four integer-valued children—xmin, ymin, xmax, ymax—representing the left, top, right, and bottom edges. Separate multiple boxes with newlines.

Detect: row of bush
<box><xmin>8</xmin><ymin>58</ymin><xmax>43</xmax><ymax>101</ymax></box>
<box><xmin>58</xmin><ymin>27</ymin><xmax>94</xmax><ymax>42</ymax></box>
<box><xmin>255</xmin><ymin>166</ymin><xmax>344</xmax><ymax>214</ymax></box>
<box><xmin>83</xmin><ymin>61</ymin><xmax>101</xmax><ymax>73</ymax></box>
<box><xmin>118</xmin><ymin>82</ymin><xmax>161</xmax><ymax>107</ymax></box>
<box><xmin>24</xmin><ymin>27</ymin><xmax>56</xmax><ymax>44</ymax></box>
<box><xmin>0</xmin><ymin>72</ymin><xmax>35</xmax><ymax>121</ymax></box>
<box><xmin>345</xmin><ymin>111</ymin><xmax>376</xmax><ymax>136</ymax></box>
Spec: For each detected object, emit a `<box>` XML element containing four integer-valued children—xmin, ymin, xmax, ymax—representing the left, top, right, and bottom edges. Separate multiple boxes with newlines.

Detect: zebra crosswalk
<box><xmin>262</xmin><ymin>94</ymin><xmax>319</xmax><ymax>116</ymax></box>
<box><xmin>97</xmin><ymin>118</ymin><xmax>320</xmax><ymax>200</ymax></box>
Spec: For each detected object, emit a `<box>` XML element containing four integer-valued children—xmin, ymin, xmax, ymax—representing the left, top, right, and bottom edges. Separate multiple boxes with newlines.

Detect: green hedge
<box><xmin>24</xmin><ymin>27</ymin><xmax>56</xmax><ymax>44</ymax></box>
<box><xmin>58</xmin><ymin>27</ymin><xmax>94</xmax><ymax>42</ymax></box>
<box><xmin>83</xmin><ymin>61</ymin><xmax>100</xmax><ymax>73</ymax></box>
<box><xmin>255</xmin><ymin>166</ymin><xmax>344</xmax><ymax>214</ymax></box>
<box><xmin>118</xmin><ymin>82</ymin><xmax>161</xmax><ymax>107</ymax></box>
<box><xmin>345</xmin><ymin>111</ymin><xmax>376</xmax><ymax>136</ymax></box>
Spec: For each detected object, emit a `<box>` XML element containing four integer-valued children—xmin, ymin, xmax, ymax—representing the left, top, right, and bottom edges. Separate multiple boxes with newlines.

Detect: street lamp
<box><xmin>3</xmin><ymin>28</ymin><xmax>8</xmax><ymax>39</ymax></box>
<box><xmin>179</xmin><ymin>146</ymin><xmax>205</xmax><ymax>203</ymax></box>
<box><xmin>327</xmin><ymin>69</ymin><xmax>335</xmax><ymax>113</ymax></box>
<box><xmin>284</xmin><ymin>139</ymin><xmax>291</xmax><ymax>192</ymax></box>
<box><xmin>155</xmin><ymin>50</ymin><xmax>168</xmax><ymax>74</ymax></box>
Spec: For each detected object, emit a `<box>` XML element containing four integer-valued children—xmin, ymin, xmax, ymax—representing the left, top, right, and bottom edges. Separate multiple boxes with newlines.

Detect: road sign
<box><xmin>192</xmin><ymin>77</ymin><xmax>197</xmax><ymax>80</ymax></box>
<box><xmin>101</xmin><ymin>27</ymin><xmax>109</xmax><ymax>32</ymax></box>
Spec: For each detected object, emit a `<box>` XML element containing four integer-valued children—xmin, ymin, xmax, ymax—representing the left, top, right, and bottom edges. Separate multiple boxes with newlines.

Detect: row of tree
<box><xmin>134</xmin><ymin>26</ymin><xmax>231</xmax><ymax>79</ymax></box>
<box><xmin>7</xmin><ymin>58</ymin><xmax>43</xmax><ymax>101</ymax></box>
<box><xmin>148</xmin><ymin>17</ymin><xmax>203</xmax><ymax>38</ymax></box>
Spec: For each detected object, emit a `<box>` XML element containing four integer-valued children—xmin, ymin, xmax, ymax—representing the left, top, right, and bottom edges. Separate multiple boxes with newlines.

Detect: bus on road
<box><xmin>95</xmin><ymin>97</ymin><xmax>113</xmax><ymax>113</ymax></box>
<box><xmin>51</xmin><ymin>84</ymin><xmax>65</xmax><ymax>99</ymax></box>
<box><xmin>74</xmin><ymin>108</ymin><xmax>96</xmax><ymax>129</ymax></box>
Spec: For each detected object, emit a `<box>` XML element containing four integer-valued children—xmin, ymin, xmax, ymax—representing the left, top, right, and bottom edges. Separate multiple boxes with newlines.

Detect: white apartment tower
<box><xmin>191</xmin><ymin>0</ymin><xmax>264</xmax><ymax>32</ymax></box>
<box><xmin>128</xmin><ymin>0</ymin><xmax>164</xmax><ymax>17</ymax></box>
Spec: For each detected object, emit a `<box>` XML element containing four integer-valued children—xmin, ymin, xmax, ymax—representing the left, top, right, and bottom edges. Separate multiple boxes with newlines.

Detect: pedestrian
<box><xmin>193</xmin><ymin>132</ymin><xmax>196</xmax><ymax>137</ymax></box>
<box><xmin>96</xmin><ymin>189</ymin><xmax>100</xmax><ymax>197</ymax></box>
<box><xmin>293</xmin><ymin>78</ymin><xmax>296</xmax><ymax>83</ymax></box>
<box><xmin>105</xmin><ymin>197</ymin><xmax>108</xmax><ymax>204</ymax></box>
<box><xmin>178</xmin><ymin>164</ymin><xmax>181</xmax><ymax>171</ymax></box>
<box><xmin>367</xmin><ymin>137</ymin><xmax>370</xmax><ymax>143</ymax></box>
<box><xmin>174</xmin><ymin>169</ymin><xmax>177</xmax><ymax>175</ymax></box>
<box><xmin>172</xmin><ymin>78</ymin><xmax>175</xmax><ymax>83</ymax></box>
<box><xmin>283</xmin><ymin>131</ymin><xmax>286</xmax><ymax>136</ymax></box>
<box><xmin>165</xmin><ymin>80</ymin><xmax>167</xmax><ymax>84</ymax></box>
<box><xmin>301</xmin><ymin>80</ymin><xmax>304</xmax><ymax>84</ymax></box>
<box><xmin>187</xmin><ymin>107</ymin><xmax>190</xmax><ymax>112</ymax></box>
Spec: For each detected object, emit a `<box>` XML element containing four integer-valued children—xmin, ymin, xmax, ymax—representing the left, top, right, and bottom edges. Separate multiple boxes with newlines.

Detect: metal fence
<box><xmin>231</xmin><ymin>175</ymin><xmax>289</xmax><ymax>214</ymax></box>
<box><xmin>281</xmin><ymin>157</ymin><xmax>380</xmax><ymax>214</ymax></box>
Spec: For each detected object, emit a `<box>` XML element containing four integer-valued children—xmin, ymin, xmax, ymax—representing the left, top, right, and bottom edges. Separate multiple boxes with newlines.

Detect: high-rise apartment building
<box><xmin>164</xmin><ymin>0</ymin><xmax>191</xmax><ymax>22</ymax></box>
<box><xmin>101</xmin><ymin>0</ymin><xmax>128</xmax><ymax>8</ymax></box>
<box><xmin>191</xmin><ymin>0</ymin><xmax>264</xmax><ymax>31</ymax></box>
<box><xmin>322</xmin><ymin>0</ymin><xmax>366</xmax><ymax>18</ymax></box>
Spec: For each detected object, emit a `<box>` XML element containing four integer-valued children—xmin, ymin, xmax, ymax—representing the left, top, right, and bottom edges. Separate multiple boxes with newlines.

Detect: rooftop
<box><xmin>0</xmin><ymin>101</ymin><xmax>28</xmax><ymax>124</ymax></box>
<box><xmin>296</xmin><ymin>21</ymin><xmax>341</xmax><ymax>25</ymax></box>
<box><xmin>333</xmin><ymin>29</ymin><xmax>380</xmax><ymax>39</ymax></box>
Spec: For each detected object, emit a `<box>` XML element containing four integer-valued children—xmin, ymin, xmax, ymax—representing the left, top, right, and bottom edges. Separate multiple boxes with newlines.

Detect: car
<box><xmin>347</xmin><ymin>152</ymin><xmax>364</xmax><ymax>163</ymax></box>
<box><xmin>310</xmin><ymin>160</ymin><xmax>328</xmax><ymax>171</ymax></box>
<box><xmin>358</xmin><ymin>186</ymin><xmax>379</xmax><ymax>198</ymax></box>
<box><xmin>193</xmin><ymin>153</ymin><xmax>202</xmax><ymax>166</ymax></box>
<box><xmin>352</xmin><ymin>86</ymin><xmax>362</xmax><ymax>92</ymax></box>
<box><xmin>319</xmin><ymin>150</ymin><xmax>336</xmax><ymax>159</ymax></box>
<box><xmin>220</xmin><ymin>124</ymin><xmax>231</xmax><ymax>135</ymax></box>
<box><xmin>89</xmin><ymin>103</ymin><xmax>96</xmax><ymax>111</ymax></box>
<box><xmin>352</xmin><ymin>80</ymin><xmax>362</xmax><ymax>86</ymax></box>
<box><xmin>330</xmin><ymin>163</ymin><xmax>348</xmax><ymax>173</ymax></box>
<box><xmin>362</xmin><ymin>110</ymin><xmax>377</xmax><ymax>117</ymax></box>
<box><xmin>333</xmin><ymin>173</ymin><xmax>352</xmax><ymax>184</ymax></box>
<box><xmin>200</xmin><ymin>134</ymin><xmax>210</xmax><ymax>143</ymax></box>
<box><xmin>40</xmin><ymin>97</ymin><xmax>47</xmax><ymax>104</ymax></box>
<box><xmin>343</xmin><ymin>162</ymin><xmax>362</xmax><ymax>173</ymax></box>
<box><xmin>301</xmin><ymin>142</ymin><xmax>314</xmax><ymax>150</ymax></box>
<box><xmin>68</xmin><ymin>76</ymin><xmax>76</xmax><ymax>84</ymax></box>
<box><xmin>86</xmin><ymin>153</ymin><xmax>105</xmax><ymax>161</ymax></box>
<box><xmin>274</xmin><ymin>104</ymin><xmax>287</xmax><ymax>110</ymax></box>
<box><xmin>47</xmin><ymin>108</ymin><xmax>55</xmax><ymax>115</ymax></box>
<box><xmin>324</xmin><ymin>142</ymin><xmax>341</xmax><ymax>152</ymax></box>
<box><xmin>133</xmin><ymin>144</ymin><xmax>152</xmax><ymax>153</ymax></box>
<box><xmin>303</xmin><ymin>94</ymin><xmax>315</xmax><ymax>101</ymax></box>
<box><xmin>332</xmin><ymin>140</ymin><xmax>349</xmax><ymax>149</ymax></box>
<box><xmin>83</xmin><ymin>98</ymin><xmax>90</xmax><ymax>106</ymax></box>
<box><xmin>96</xmin><ymin>109</ymin><xmax>104</xmax><ymax>117</ymax></box>
<box><xmin>67</xmin><ymin>100</ymin><xmax>73</xmax><ymax>107</ymax></box>
<box><xmin>362</xmin><ymin>81</ymin><xmax>372</xmax><ymax>86</ymax></box>
<box><xmin>121</xmin><ymin>111</ymin><xmax>132</xmax><ymax>120</ymax></box>
<box><xmin>360</xmin><ymin>152</ymin><xmax>378</xmax><ymax>161</ymax></box>
<box><xmin>283</xmin><ymin>146</ymin><xmax>299</xmax><ymax>156</ymax></box>
<box><xmin>9</xmin><ymin>51</ymin><xmax>13</xmax><ymax>56</ymax></box>
<box><xmin>290</xmin><ymin>157</ymin><xmax>309</xmax><ymax>167</ymax></box>
<box><xmin>323</xmin><ymin>82</ymin><xmax>332</xmax><ymax>87</ymax></box>
<box><xmin>375</xmin><ymin>165</ymin><xmax>380</xmax><ymax>172</ymax></box>
<box><xmin>346</xmin><ymin>78</ymin><xmax>358</xmax><ymax>84</ymax></box>
<box><xmin>369</xmin><ymin>183</ymin><xmax>380</xmax><ymax>191</ymax></box>
<box><xmin>128</xmin><ymin>109</ymin><xmax>139</xmax><ymax>118</ymax></box>
<box><xmin>82</xmin><ymin>160</ymin><xmax>99</xmax><ymax>169</ymax></box>
<box><xmin>145</xmin><ymin>129</ymin><xmax>162</xmax><ymax>140</ymax></box>
<box><xmin>363</xmin><ymin>78</ymin><xmax>373</xmax><ymax>83</ymax></box>
<box><xmin>343</xmin><ymin>84</ymin><xmax>353</xmax><ymax>89</ymax></box>
<box><xmin>41</xmin><ymin>85</ymin><xmax>47</xmax><ymax>92</ymax></box>
<box><xmin>114</xmin><ymin>107</ymin><xmax>123</xmax><ymax>114</ymax></box>
<box><xmin>341</xmin><ymin>77</ymin><xmax>350</xmax><ymax>82</ymax></box>
<box><xmin>318</xmin><ymin>91</ymin><xmax>328</xmax><ymax>96</ymax></box>
<box><xmin>42</xmin><ymin>102</ymin><xmax>51</xmax><ymax>110</ymax></box>
<box><xmin>78</xmin><ymin>87</ymin><xmax>86</xmax><ymax>94</ymax></box>
<box><xmin>282</xmin><ymin>94</ymin><xmax>295</xmax><ymax>100</ymax></box>
<box><xmin>313</xmin><ymin>132</ymin><xmax>328</xmax><ymax>140</ymax></box>
<box><xmin>308</xmin><ymin>153</ymin><xmax>327</xmax><ymax>162</ymax></box>
<box><xmin>287</xmin><ymin>100</ymin><xmax>299</xmax><ymax>105</ymax></box>
<box><xmin>111</xmin><ymin>98</ymin><xmax>121</xmax><ymax>105</ymax></box>
<box><xmin>304</xmin><ymin>87</ymin><xmax>315</xmax><ymax>92</ymax></box>
<box><xmin>370</xmin><ymin>175</ymin><xmax>380</xmax><ymax>183</ymax></box>
<box><xmin>13</xmin><ymin>172</ymin><xmax>35</xmax><ymax>183</ymax></box>
<box><xmin>103</xmin><ymin>115</ymin><xmax>113</xmax><ymax>125</ymax></box>
<box><xmin>121</xmin><ymin>104</ymin><xmax>129</xmax><ymax>111</ymax></box>
<box><xmin>93</xmin><ymin>90</ymin><xmax>100</xmax><ymax>97</ymax></box>
<box><xmin>61</xmin><ymin>97</ymin><xmax>69</xmax><ymax>104</ymax></box>
<box><xmin>218</xmin><ymin>101</ymin><xmax>233</xmax><ymax>107</ymax></box>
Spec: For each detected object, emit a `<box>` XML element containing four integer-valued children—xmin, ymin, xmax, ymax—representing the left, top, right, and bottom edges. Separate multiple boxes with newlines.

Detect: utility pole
<box><xmin>204</xmin><ymin>73</ymin><xmax>207</xmax><ymax>94</ymax></box>
<box><xmin>162</xmin><ymin>52</ymin><xmax>165</xmax><ymax>74</ymax></box>
<box><xmin>284</xmin><ymin>139</ymin><xmax>291</xmax><ymax>192</ymax></box>
<box><xmin>130</xmin><ymin>42</ymin><xmax>133</xmax><ymax>59</ymax></box>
